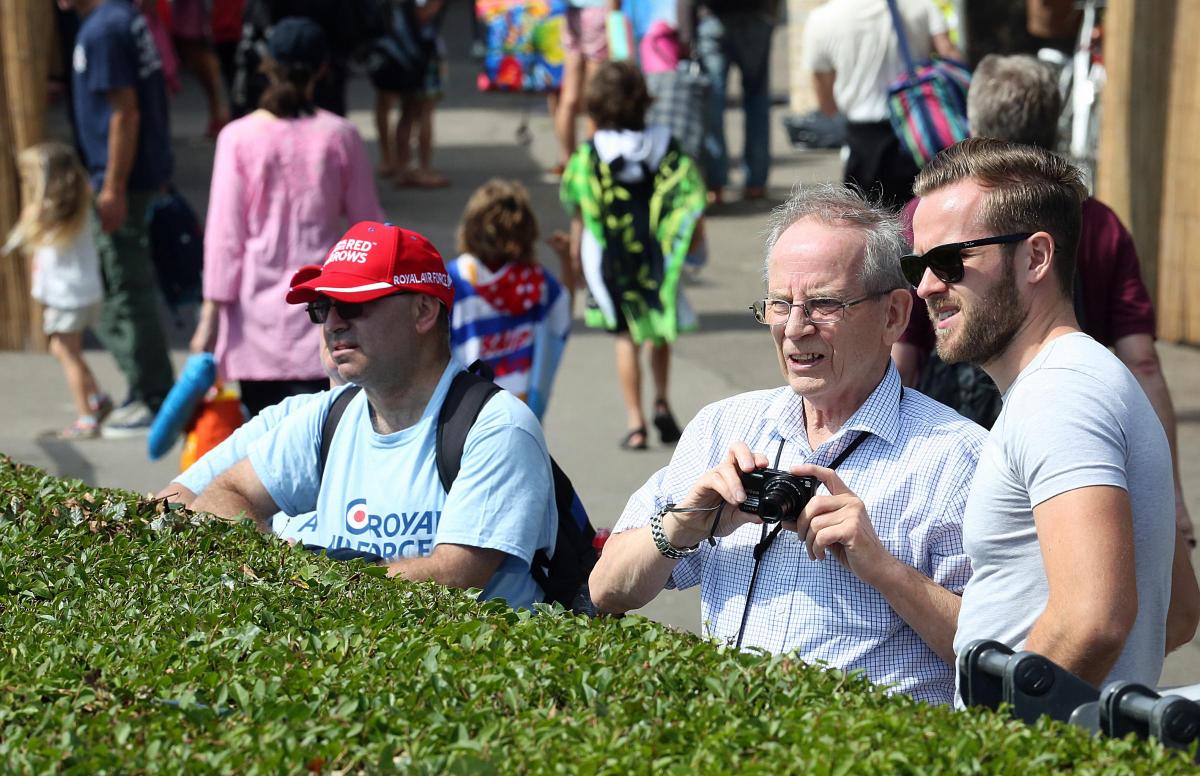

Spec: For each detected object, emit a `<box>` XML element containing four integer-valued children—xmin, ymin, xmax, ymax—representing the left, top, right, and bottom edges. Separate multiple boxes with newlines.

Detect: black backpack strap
<box><xmin>318</xmin><ymin>386</ymin><xmax>362</xmax><ymax>483</ymax></box>
<box><xmin>435</xmin><ymin>362</ymin><xmax>501</xmax><ymax>492</ymax></box>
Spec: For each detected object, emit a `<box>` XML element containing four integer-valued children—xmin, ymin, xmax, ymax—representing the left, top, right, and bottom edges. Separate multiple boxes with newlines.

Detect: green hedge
<box><xmin>0</xmin><ymin>455</ymin><xmax>1193</xmax><ymax>774</ymax></box>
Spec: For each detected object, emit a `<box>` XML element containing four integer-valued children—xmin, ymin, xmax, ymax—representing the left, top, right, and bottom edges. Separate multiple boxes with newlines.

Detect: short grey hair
<box><xmin>967</xmin><ymin>54</ymin><xmax>1061</xmax><ymax>151</ymax></box>
<box><xmin>764</xmin><ymin>182</ymin><xmax>909</xmax><ymax>294</ymax></box>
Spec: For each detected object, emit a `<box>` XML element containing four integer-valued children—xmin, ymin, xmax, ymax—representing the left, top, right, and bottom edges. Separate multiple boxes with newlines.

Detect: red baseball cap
<box><xmin>286</xmin><ymin>221</ymin><xmax>454</xmax><ymax>310</ymax></box>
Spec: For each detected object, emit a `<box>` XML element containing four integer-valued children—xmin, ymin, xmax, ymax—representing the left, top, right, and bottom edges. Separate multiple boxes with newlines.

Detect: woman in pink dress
<box><xmin>190</xmin><ymin>17</ymin><xmax>384</xmax><ymax>416</ymax></box>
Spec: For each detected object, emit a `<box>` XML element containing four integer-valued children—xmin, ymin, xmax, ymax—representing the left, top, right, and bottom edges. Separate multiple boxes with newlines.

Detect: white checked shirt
<box><xmin>613</xmin><ymin>364</ymin><xmax>986</xmax><ymax>705</ymax></box>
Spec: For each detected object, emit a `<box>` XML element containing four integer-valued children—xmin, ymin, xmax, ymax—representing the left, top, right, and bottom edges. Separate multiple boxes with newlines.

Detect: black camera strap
<box><xmin>733</xmin><ymin>430</ymin><xmax>869</xmax><ymax>650</ymax></box>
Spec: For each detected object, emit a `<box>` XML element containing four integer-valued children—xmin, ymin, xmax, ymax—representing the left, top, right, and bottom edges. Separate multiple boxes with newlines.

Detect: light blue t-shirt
<box><xmin>247</xmin><ymin>360</ymin><xmax>558</xmax><ymax>609</ymax></box>
<box><xmin>175</xmin><ymin>391</ymin><xmax>325</xmax><ymax>534</ymax></box>
<box><xmin>954</xmin><ymin>333</ymin><xmax>1174</xmax><ymax>697</ymax></box>
<box><xmin>175</xmin><ymin>391</ymin><xmax>327</xmax><ymax>494</ymax></box>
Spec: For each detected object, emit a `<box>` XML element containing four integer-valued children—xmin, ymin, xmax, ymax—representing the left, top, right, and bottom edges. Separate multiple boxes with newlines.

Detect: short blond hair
<box><xmin>4</xmin><ymin>142</ymin><xmax>92</xmax><ymax>255</ymax></box>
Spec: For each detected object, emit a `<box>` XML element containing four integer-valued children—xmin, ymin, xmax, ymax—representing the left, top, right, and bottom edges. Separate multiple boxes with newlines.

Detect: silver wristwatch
<box><xmin>650</xmin><ymin>506</ymin><xmax>701</xmax><ymax>559</ymax></box>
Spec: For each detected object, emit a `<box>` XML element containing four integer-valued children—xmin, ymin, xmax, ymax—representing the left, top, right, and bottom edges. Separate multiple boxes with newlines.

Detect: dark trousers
<box><xmin>240</xmin><ymin>378</ymin><xmax>329</xmax><ymax>418</ymax></box>
<box><xmin>93</xmin><ymin>190</ymin><xmax>175</xmax><ymax>408</ymax></box>
<box><xmin>843</xmin><ymin>120</ymin><xmax>921</xmax><ymax>211</ymax></box>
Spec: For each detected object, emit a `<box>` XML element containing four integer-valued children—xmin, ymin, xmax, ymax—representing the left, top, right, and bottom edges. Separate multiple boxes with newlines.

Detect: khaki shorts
<box><xmin>43</xmin><ymin>302</ymin><xmax>102</xmax><ymax>335</ymax></box>
<box><xmin>562</xmin><ymin>6</ymin><xmax>609</xmax><ymax>61</ymax></box>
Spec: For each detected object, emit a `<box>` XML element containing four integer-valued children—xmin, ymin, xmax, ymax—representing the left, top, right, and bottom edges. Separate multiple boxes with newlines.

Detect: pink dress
<box><xmin>203</xmin><ymin>109</ymin><xmax>385</xmax><ymax>381</ymax></box>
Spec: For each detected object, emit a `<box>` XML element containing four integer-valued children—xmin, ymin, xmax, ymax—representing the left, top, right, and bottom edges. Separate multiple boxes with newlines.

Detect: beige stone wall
<box><xmin>786</xmin><ymin>0</ymin><xmax>826</xmax><ymax>114</ymax></box>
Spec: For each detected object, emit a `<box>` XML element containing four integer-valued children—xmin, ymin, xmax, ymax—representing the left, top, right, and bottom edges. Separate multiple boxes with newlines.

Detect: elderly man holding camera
<box><xmin>589</xmin><ymin>184</ymin><xmax>986</xmax><ymax>705</ymax></box>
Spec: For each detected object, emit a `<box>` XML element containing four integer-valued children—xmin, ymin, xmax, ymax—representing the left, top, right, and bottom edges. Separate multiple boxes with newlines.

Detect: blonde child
<box><xmin>447</xmin><ymin>179</ymin><xmax>572</xmax><ymax>421</ymax></box>
<box><xmin>4</xmin><ymin>142</ymin><xmax>112</xmax><ymax>438</ymax></box>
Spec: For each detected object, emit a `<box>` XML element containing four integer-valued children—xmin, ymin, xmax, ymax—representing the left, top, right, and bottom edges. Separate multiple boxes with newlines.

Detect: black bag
<box><xmin>917</xmin><ymin>356</ymin><xmax>1003</xmax><ymax>430</ymax></box>
<box><xmin>362</xmin><ymin>2</ymin><xmax>430</xmax><ymax>93</ymax></box>
<box><xmin>318</xmin><ymin>362</ymin><xmax>599</xmax><ymax>612</ymax></box>
<box><xmin>147</xmin><ymin>188</ymin><xmax>203</xmax><ymax>311</ymax></box>
<box><xmin>783</xmin><ymin>110</ymin><xmax>848</xmax><ymax>150</ymax></box>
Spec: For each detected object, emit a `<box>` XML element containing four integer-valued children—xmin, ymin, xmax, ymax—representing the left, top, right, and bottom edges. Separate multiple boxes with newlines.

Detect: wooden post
<box><xmin>1095</xmin><ymin>0</ymin><xmax>1174</xmax><ymax>319</ymax></box>
<box><xmin>0</xmin><ymin>0</ymin><xmax>53</xmax><ymax>351</ymax></box>
<box><xmin>1156</xmin><ymin>0</ymin><xmax>1200</xmax><ymax>343</ymax></box>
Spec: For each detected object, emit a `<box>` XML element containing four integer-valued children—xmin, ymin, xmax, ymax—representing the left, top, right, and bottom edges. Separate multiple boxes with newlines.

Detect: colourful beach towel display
<box><xmin>476</xmin><ymin>0</ymin><xmax>567</xmax><ymax>93</ymax></box>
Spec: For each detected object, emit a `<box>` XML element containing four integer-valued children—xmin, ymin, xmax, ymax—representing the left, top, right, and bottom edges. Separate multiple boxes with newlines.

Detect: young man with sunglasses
<box><xmin>893</xmin><ymin>54</ymin><xmax>1195</xmax><ymax>557</ymax></box>
<box><xmin>910</xmin><ymin>138</ymin><xmax>1176</xmax><ymax>692</ymax></box>
<box><xmin>192</xmin><ymin>222</ymin><xmax>558</xmax><ymax>610</ymax></box>
<box><xmin>589</xmin><ymin>183</ymin><xmax>987</xmax><ymax>705</ymax></box>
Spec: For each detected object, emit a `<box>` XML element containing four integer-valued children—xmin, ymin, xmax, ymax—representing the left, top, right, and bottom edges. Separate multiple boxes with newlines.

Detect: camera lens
<box><xmin>759</xmin><ymin>479</ymin><xmax>806</xmax><ymax>522</ymax></box>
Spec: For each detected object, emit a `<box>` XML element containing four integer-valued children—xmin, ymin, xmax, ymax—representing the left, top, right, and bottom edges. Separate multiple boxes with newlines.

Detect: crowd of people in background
<box><xmin>9</xmin><ymin>0</ymin><xmax>1199</xmax><ymax>706</ymax></box>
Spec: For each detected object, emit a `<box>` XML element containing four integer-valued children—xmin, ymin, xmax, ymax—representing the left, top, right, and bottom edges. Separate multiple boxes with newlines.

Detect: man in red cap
<box><xmin>193</xmin><ymin>222</ymin><xmax>559</xmax><ymax>609</ymax></box>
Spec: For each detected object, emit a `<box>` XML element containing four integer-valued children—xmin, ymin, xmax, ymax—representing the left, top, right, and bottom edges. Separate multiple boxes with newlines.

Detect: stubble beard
<box><xmin>932</xmin><ymin>262</ymin><xmax>1027</xmax><ymax>366</ymax></box>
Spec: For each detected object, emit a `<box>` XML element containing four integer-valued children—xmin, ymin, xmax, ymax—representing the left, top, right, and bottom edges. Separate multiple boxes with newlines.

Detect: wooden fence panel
<box><xmin>0</xmin><ymin>0</ymin><xmax>53</xmax><ymax>351</ymax></box>
<box><xmin>1157</xmin><ymin>0</ymin><xmax>1200</xmax><ymax>343</ymax></box>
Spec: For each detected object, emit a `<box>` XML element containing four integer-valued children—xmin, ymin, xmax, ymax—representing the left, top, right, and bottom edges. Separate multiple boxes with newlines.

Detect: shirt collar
<box><xmin>766</xmin><ymin>361</ymin><xmax>904</xmax><ymax>454</ymax></box>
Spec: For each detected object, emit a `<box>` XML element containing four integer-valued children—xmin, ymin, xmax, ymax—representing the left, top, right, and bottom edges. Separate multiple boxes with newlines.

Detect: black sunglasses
<box><xmin>900</xmin><ymin>233</ymin><xmax>1033</xmax><ymax>287</ymax></box>
<box><xmin>306</xmin><ymin>298</ymin><xmax>365</xmax><ymax>324</ymax></box>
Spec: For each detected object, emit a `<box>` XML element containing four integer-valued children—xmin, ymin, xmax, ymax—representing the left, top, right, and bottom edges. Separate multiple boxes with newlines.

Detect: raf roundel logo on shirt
<box><xmin>345</xmin><ymin>498</ymin><xmax>371</xmax><ymax>533</ymax></box>
<box><xmin>335</xmin><ymin>498</ymin><xmax>442</xmax><ymax>560</ymax></box>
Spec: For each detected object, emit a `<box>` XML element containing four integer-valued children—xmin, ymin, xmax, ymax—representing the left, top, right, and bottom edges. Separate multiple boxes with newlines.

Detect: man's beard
<box><xmin>931</xmin><ymin>263</ymin><xmax>1026</xmax><ymax>366</ymax></box>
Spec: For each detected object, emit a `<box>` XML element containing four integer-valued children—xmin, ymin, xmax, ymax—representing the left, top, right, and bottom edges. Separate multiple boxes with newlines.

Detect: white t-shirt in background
<box><xmin>802</xmin><ymin>0</ymin><xmax>948</xmax><ymax>122</ymax></box>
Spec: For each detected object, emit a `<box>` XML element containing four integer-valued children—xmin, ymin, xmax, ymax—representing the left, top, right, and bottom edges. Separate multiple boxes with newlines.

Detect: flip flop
<box><xmin>620</xmin><ymin>427</ymin><xmax>648</xmax><ymax>451</ymax></box>
<box><xmin>653</xmin><ymin>402</ymin><xmax>682</xmax><ymax>444</ymax></box>
<box><xmin>401</xmin><ymin>169</ymin><xmax>451</xmax><ymax>189</ymax></box>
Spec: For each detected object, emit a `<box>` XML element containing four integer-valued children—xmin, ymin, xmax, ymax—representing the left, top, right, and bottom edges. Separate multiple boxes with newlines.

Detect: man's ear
<box><xmin>411</xmin><ymin>294</ymin><xmax>442</xmax><ymax>334</ymax></box>
<box><xmin>882</xmin><ymin>287</ymin><xmax>913</xmax><ymax>344</ymax></box>
<box><xmin>1023</xmin><ymin>231</ymin><xmax>1056</xmax><ymax>286</ymax></box>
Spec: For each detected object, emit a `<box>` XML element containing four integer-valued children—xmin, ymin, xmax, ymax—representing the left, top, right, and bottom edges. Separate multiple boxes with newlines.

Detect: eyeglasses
<box><xmin>900</xmin><ymin>233</ymin><xmax>1033</xmax><ymax>287</ymax></box>
<box><xmin>749</xmin><ymin>292</ymin><xmax>888</xmax><ymax>326</ymax></box>
<box><xmin>306</xmin><ymin>298</ymin><xmax>366</xmax><ymax>324</ymax></box>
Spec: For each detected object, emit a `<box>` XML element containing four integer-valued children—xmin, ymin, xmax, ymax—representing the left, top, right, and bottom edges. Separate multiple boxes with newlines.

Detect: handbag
<box><xmin>363</xmin><ymin>2</ymin><xmax>430</xmax><ymax>93</ymax></box>
<box><xmin>147</xmin><ymin>187</ymin><xmax>204</xmax><ymax>312</ymax></box>
<box><xmin>883</xmin><ymin>0</ymin><xmax>971</xmax><ymax>167</ymax></box>
<box><xmin>645</xmin><ymin>60</ymin><xmax>710</xmax><ymax>162</ymax></box>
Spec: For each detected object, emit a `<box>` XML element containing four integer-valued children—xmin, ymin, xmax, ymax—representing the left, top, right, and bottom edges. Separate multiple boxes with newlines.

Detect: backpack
<box><xmin>317</xmin><ymin>362</ymin><xmax>599</xmax><ymax>613</ymax></box>
<box><xmin>232</xmin><ymin>0</ymin><xmax>381</xmax><ymax>116</ymax></box>
<box><xmin>147</xmin><ymin>188</ymin><xmax>203</xmax><ymax>312</ymax></box>
<box><xmin>586</xmin><ymin>142</ymin><xmax>670</xmax><ymax>330</ymax></box>
<box><xmin>362</xmin><ymin>2</ymin><xmax>431</xmax><ymax>94</ymax></box>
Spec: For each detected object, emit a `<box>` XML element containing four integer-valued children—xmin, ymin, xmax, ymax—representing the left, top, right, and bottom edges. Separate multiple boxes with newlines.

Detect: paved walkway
<box><xmin>6</xmin><ymin>7</ymin><xmax>1200</xmax><ymax>687</ymax></box>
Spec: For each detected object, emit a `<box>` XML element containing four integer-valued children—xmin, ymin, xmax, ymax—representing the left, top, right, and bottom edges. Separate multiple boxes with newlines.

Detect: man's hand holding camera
<box><xmin>788</xmin><ymin>463</ymin><xmax>893</xmax><ymax>585</ymax></box>
<box><xmin>664</xmin><ymin>442</ymin><xmax>767</xmax><ymax>549</ymax></box>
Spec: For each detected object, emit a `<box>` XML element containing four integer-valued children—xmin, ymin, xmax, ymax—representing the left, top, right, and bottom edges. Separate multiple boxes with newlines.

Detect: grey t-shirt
<box><xmin>954</xmin><ymin>332</ymin><xmax>1174</xmax><ymax>693</ymax></box>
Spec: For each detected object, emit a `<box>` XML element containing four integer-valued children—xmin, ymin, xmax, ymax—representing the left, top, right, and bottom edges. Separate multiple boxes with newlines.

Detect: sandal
<box><xmin>58</xmin><ymin>417</ymin><xmax>99</xmax><ymax>440</ymax></box>
<box><xmin>620</xmin><ymin>427</ymin><xmax>648</xmax><ymax>451</ymax></box>
<box><xmin>653</xmin><ymin>402</ymin><xmax>683</xmax><ymax>444</ymax></box>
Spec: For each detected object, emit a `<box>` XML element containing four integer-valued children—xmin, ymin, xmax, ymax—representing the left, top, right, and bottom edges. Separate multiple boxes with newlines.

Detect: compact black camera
<box><xmin>739</xmin><ymin>468</ymin><xmax>818</xmax><ymax>523</ymax></box>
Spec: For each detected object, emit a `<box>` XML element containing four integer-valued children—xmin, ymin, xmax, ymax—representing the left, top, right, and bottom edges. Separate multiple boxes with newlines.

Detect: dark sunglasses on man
<box><xmin>306</xmin><ymin>297</ymin><xmax>365</xmax><ymax>324</ymax></box>
<box><xmin>900</xmin><ymin>232</ymin><xmax>1033</xmax><ymax>287</ymax></box>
